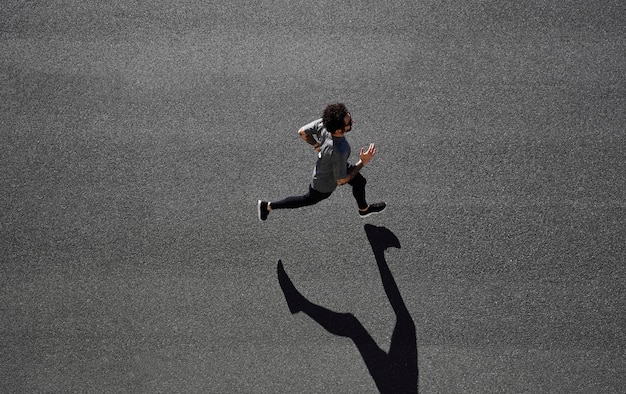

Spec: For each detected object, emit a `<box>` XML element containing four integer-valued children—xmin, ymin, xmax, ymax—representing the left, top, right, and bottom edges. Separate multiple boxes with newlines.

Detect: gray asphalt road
<box><xmin>2</xmin><ymin>1</ymin><xmax>625</xmax><ymax>392</ymax></box>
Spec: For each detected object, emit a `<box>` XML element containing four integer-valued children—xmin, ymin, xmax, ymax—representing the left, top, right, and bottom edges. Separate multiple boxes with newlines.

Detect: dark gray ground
<box><xmin>2</xmin><ymin>1</ymin><xmax>625</xmax><ymax>393</ymax></box>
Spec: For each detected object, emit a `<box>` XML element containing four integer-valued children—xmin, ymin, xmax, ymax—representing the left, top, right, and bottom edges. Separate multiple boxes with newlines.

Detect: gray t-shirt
<box><xmin>301</xmin><ymin>119</ymin><xmax>351</xmax><ymax>193</ymax></box>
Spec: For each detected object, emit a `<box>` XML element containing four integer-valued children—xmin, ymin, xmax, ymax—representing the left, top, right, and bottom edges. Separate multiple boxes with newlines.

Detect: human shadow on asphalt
<box><xmin>277</xmin><ymin>224</ymin><xmax>418</xmax><ymax>393</ymax></box>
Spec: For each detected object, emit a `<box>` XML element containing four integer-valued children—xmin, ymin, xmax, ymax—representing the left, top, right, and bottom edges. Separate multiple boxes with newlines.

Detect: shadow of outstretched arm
<box><xmin>277</xmin><ymin>225</ymin><xmax>417</xmax><ymax>393</ymax></box>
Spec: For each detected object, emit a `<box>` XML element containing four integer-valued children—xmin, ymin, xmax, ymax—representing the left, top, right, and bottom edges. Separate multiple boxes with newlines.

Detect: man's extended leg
<box><xmin>348</xmin><ymin>170</ymin><xmax>386</xmax><ymax>218</ymax></box>
<box><xmin>348</xmin><ymin>171</ymin><xmax>368</xmax><ymax>210</ymax></box>
<box><xmin>270</xmin><ymin>186</ymin><xmax>332</xmax><ymax>209</ymax></box>
<box><xmin>258</xmin><ymin>186</ymin><xmax>332</xmax><ymax>220</ymax></box>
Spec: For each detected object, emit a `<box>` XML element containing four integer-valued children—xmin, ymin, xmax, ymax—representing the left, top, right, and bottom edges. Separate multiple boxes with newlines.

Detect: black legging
<box><xmin>271</xmin><ymin>171</ymin><xmax>368</xmax><ymax>210</ymax></box>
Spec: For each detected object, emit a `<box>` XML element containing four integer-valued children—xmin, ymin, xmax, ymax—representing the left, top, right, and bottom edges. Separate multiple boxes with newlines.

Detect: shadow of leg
<box><xmin>364</xmin><ymin>224</ymin><xmax>418</xmax><ymax>393</ymax></box>
<box><xmin>365</xmin><ymin>223</ymin><xmax>401</xmax><ymax>253</ymax></box>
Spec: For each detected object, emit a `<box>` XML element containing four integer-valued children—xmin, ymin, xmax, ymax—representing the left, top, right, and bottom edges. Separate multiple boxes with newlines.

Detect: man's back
<box><xmin>313</xmin><ymin>134</ymin><xmax>350</xmax><ymax>193</ymax></box>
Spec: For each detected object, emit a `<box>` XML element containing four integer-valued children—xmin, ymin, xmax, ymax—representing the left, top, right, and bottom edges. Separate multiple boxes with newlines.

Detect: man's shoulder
<box><xmin>332</xmin><ymin>137</ymin><xmax>350</xmax><ymax>155</ymax></box>
<box><xmin>301</xmin><ymin>118</ymin><xmax>325</xmax><ymax>134</ymax></box>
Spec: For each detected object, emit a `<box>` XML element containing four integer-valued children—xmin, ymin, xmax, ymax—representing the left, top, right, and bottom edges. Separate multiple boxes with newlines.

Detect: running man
<box><xmin>257</xmin><ymin>103</ymin><xmax>386</xmax><ymax>221</ymax></box>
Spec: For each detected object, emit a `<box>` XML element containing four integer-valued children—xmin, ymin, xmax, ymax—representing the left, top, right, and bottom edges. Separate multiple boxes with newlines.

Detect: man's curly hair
<box><xmin>322</xmin><ymin>103</ymin><xmax>349</xmax><ymax>133</ymax></box>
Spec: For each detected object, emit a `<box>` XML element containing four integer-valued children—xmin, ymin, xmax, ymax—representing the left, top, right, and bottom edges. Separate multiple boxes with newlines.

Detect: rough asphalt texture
<box><xmin>2</xmin><ymin>1</ymin><xmax>625</xmax><ymax>393</ymax></box>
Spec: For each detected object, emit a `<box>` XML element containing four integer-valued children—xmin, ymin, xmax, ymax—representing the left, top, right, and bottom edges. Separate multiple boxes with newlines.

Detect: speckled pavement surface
<box><xmin>2</xmin><ymin>1</ymin><xmax>625</xmax><ymax>392</ymax></box>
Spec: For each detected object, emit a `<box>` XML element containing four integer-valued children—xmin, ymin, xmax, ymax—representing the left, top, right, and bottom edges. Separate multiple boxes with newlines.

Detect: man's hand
<box><xmin>359</xmin><ymin>143</ymin><xmax>376</xmax><ymax>165</ymax></box>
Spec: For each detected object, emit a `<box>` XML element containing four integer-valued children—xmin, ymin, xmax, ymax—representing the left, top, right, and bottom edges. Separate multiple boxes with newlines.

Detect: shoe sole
<box><xmin>257</xmin><ymin>200</ymin><xmax>263</xmax><ymax>221</ymax></box>
<box><xmin>359</xmin><ymin>205</ymin><xmax>386</xmax><ymax>218</ymax></box>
